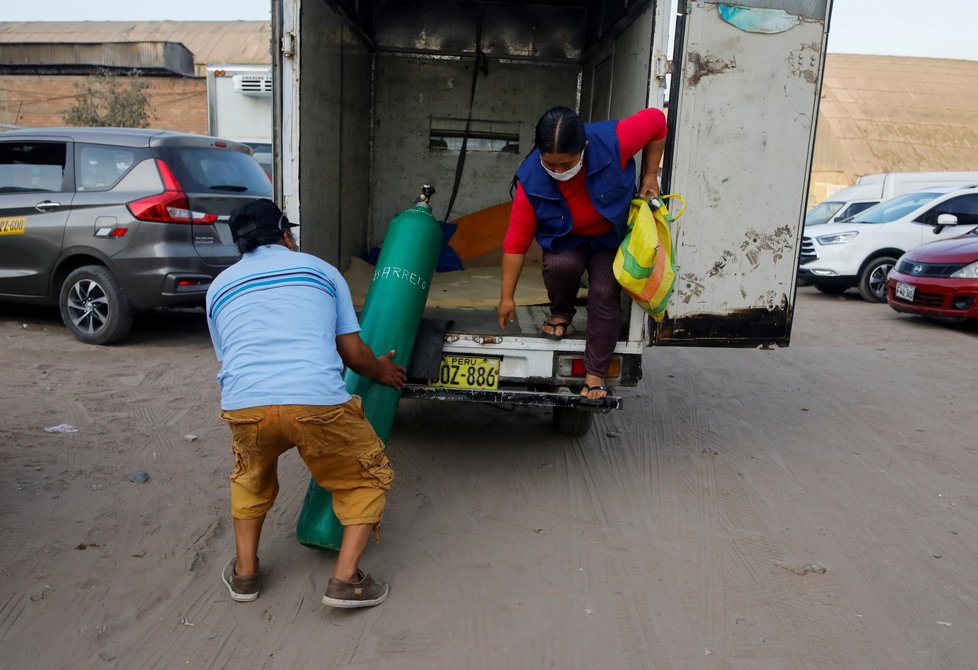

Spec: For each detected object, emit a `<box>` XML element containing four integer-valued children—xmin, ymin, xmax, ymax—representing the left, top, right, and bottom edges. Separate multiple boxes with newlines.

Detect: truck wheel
<box><xmin>552</xmin><ymin>406</ymin><xmax>594</xmax><ymax>436</ymax></box>
<box><xmin>812</xmin><ymin>283</ymin><xmax>847</xmax><ymax>295</ymax></box>
<box><xmin>857</xmin><ymin>256</ymin><xmax>897</xmax><ymax>303</ymax></box>
<box><xmin>59</xmin><ymin>265</ymin><xmax>134</xmax><ymax>345</ymax></box>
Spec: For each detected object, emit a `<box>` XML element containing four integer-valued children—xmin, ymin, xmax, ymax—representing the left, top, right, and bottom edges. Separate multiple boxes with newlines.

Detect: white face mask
<box><xmin>541</xmin><ymin>152</ymin><xmax>584</xmax><ymax>182</ymax></box>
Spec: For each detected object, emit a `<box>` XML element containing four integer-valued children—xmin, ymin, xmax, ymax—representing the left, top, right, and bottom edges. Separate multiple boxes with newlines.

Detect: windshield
<box><xmin>804</xmin><ymin>200</ymin><xmax>843</xmax><ymax>226</ymax></box>
<box><xmin>849</xmin><ymin>191</ymin><xmax>943</xmax><ymax>224</ymax></box>
<box><xmin>156</xmin><ymin>146</ymin><xmax>272</xmax><ymax>196</ymax></box>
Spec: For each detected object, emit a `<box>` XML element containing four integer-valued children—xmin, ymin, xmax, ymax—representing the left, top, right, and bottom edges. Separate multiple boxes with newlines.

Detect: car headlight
<box><xmin>950</xmin><ymin>261</ymin><xmax>978</xmax><ymax>279</ymax></box>
<box><xmin>816</xmin><ymin>231</ymin><xmax>858</xmax><ymax>245</ymax></box>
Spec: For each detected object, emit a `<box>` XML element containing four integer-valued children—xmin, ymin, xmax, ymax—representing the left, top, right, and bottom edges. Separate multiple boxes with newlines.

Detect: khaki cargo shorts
<box><xmin>220</xmin><ymin>397</ymin><xmax>393</xmax><ymax>526</ymax></box>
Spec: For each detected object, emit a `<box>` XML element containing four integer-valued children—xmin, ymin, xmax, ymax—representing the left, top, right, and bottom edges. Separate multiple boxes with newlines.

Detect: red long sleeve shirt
<box><xmin>503</xmin><ymin>108</ymin><xmax>667</xmax><ymax>254</ymax></box>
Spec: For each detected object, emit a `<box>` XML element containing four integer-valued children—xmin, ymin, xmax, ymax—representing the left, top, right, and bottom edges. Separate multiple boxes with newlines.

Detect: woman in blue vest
<box><xmin>497</xmin><ymin>106</ymin><xmax>667</xmax><ymax>404</ymax></box>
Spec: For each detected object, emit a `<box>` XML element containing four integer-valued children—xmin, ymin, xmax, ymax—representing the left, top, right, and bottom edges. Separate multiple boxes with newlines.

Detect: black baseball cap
<box><xmin>228</xmin><ymin>198</ymin><xmax>298</xmax><ymax>242</ymax></box>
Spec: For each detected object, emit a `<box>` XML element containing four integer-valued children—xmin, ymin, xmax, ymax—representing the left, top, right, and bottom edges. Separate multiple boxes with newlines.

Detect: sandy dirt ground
<box><xmin>1</xmin><ymin>288</ymin><xmax>977</xmax><ymax>670</ymax></box>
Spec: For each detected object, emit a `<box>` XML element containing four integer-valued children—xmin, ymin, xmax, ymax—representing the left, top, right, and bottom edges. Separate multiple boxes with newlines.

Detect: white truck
<box><xmin>206</xmin><ymin>64</ymin><xmax>274</xmax><ymax>177</ymax></box>
<box><xmin>272</xmin><ymin>0</ymin><xmax>833</xmax><ymax>434</ymax></box>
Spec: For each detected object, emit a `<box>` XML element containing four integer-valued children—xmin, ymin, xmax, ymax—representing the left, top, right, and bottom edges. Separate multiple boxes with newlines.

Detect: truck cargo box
<box><xmin>273</xmin><ymin>0</ymin><xmax>832</xmax><ymax>433</ymax></box>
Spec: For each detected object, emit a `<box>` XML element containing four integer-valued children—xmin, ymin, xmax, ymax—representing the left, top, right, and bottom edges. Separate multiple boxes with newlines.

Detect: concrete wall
<box><xmin>370</xmin><ymin>55</ymin><xmax>579</xmax><ymax>242</ymax></box>
<box><xmin>808</xmin><ymin>110</ymin><xmax>858</xmax><ymax>205</ymax></box>
<box><xmin>808</xmin><ymin>170</ymin><xmax>855</xmax><ymax>207</ymax></box>
<box><xmin>0</xmin><ymin>74</ymin><xmax>207</xmax><ymax>134</ymax></box>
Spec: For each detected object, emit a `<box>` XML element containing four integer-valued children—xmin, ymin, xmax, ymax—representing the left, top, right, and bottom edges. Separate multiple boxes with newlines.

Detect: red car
<box><xmin>887</xmin><ymin>230</ymin><xmax>978</xmax><ymax>321</ymax></box>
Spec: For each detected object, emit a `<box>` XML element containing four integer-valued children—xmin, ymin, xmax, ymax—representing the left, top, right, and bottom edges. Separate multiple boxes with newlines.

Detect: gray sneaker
<box><xmin>322</xmin><ymin>570</ymin><xmax>389</xmax><ymax>608</ymax></box>
<box><xmin>222</xmin><ymin>556</ymin><xmax>260</xmax><ymax>603</ymax></box>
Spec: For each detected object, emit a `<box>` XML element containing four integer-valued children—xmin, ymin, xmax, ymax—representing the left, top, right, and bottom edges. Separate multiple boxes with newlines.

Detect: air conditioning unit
<box><xmin>232</xmin><ymin>75</ymin><xmax>273</xmax><ymax>97</ymax></box>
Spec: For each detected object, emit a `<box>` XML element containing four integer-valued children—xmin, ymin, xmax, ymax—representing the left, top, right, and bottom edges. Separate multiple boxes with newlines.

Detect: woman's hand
<box><xmin>639</xmin><ymin>173</ymin><xmax>660</xmax><ymax>200</ymax></box>
<box><xmin>640</xmin><ymin>136</ymin><xmax>666</xmax><ymax>200</ymax></box>
<box><xmin>498</xmin><ymin>253</ymin><xmax>526</xmax><ymax>329</ymax></box>
<box><xmin>497</xmin><ymin>297</ymin><xmax>516</xmax><ymax>329</ymax></box>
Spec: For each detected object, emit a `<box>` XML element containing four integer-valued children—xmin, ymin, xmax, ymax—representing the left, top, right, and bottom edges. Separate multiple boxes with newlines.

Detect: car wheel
<box><xmin>59</xmin><ymin>265</ymin><xmax>134</xmax><ymax>345</ymax></box>
<box><xmin>812</xmin><ymin>283</ymin><xmax>847</xmax><ymax>295</ymax></box>
<box><xmin>857</xmin><ymin>256</ymin><xmax>897</xmax><ymax>303</ymax></box>
<box><xmin>552</xmin><ymin>406</ymin><xmax>594</xmax><ymax>436</ymax></box>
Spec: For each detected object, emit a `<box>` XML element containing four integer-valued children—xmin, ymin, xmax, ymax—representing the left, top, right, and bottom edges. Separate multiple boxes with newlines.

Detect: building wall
<box><xmin>806</xmin><ymin>54</ymin><xmax>978</xmax><ymax>207</ymax></box>
<box><xmin>0</xmin><ymin>74</ymin><xmax>208</xmax><ymax>134</ymax></box>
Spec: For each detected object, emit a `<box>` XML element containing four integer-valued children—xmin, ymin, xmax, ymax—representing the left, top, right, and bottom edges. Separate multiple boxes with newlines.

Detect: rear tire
<box><xmin>857</xmin><ymin>256</ymin><xmax>897</xmax><ymax>303</ymax></box>
<box><xmin>552</xmin><ymin>406</ymin><xmax>594</xmax><ymax>436</ymax></box>
<box><xmin>813</xmin><ymin>283</ymin><xmax>847</xmax><ymax>295</ymax></box>
<box><xmin>59</xmin><ymin>265</ymin><xmax>133</xmax><ymax>345</ymax></box>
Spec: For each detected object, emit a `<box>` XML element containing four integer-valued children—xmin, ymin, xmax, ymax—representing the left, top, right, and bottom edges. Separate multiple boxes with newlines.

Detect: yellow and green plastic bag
<box><xmin>613</xmin><ymin>195</ymin><xmax>684</xmax><ymax>321</ymax></box>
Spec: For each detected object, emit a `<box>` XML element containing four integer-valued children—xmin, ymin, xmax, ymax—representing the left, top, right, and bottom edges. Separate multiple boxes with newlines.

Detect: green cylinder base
<box><xmin>295</xmin><ymin>479</ymin><xmax>343</xmax><ymax>551</ymax></box>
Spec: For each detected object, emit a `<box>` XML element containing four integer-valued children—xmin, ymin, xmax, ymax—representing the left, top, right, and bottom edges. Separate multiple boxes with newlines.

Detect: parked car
<box><xmin>0</xmin><ymin>127</ymin><xmax>272</xmax><ymax>344</ymax></box>
<box><xmin>804</xmin><ymin>172</ymin><xmax>978</xmax><ymax>227</ymax></box>
<box><xmin>798</xmin><ymin>185</ymin><xmax>978</xmax><ymax>302</ymax></box>
<box><xmin>886</xmin><ymin>229</ymin><xmax>978</xmax><ymax>321</ymax></box>
<box><xmin>804</xmin><ymin>197</ymin><xmax>876</xmax><ymax>227</ymax></box>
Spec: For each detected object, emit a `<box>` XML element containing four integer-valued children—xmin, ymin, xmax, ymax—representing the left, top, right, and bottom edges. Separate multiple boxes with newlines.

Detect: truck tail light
<box><xmin>127</xmin><ymin>159</ymin><xmax>218</xmax><ymax>224</ymax></box>
<box><xmin>557</xmin><ymin>356</ymin><xmax>622</xmax><ymax>379</ymax></box>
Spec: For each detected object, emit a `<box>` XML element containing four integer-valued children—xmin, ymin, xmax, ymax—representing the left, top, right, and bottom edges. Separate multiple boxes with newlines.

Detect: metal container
<box><xmin>296</xmin><ymin>187</ymin><xmax>442</xmax><ymax>550</ymax></box>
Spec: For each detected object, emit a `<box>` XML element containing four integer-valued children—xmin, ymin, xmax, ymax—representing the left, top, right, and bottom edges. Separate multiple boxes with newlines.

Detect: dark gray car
<box><xmin>0</xmin><ymin>127</ymin><xmax>271</xmax><ymax>343</ymax></box>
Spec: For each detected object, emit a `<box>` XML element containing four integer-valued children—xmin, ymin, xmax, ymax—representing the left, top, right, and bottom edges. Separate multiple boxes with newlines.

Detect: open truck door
<box><xmin>656</xmin><ymin>0</ymin><xmax>832</xmax><ymax>347</ymax></box>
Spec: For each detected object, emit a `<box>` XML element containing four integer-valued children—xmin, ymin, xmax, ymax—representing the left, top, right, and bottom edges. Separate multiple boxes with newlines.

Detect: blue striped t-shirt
<box><xmin>205</xmin><ymin>244</ymin><xmax>360</xmax><ymax>410</ymax></box>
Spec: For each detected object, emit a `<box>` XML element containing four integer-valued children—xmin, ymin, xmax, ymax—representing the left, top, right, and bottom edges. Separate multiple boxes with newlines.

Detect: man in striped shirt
<box><xmin>206</xmin><ymin>198</ymin><xmax>405</xmax><ymax>609</ymax></box>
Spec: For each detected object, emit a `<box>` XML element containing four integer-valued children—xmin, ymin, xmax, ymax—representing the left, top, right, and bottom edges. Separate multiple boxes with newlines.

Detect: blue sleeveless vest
<box><xmin>515</xmin><ymin>120</ymin><xmax>636</xmax><ymax>252</ymax></box>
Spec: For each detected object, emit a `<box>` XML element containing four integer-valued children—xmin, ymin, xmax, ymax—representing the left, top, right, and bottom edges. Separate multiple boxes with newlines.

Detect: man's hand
<box><xmin>337</xmin><ymin>334</ymin><xmax>407</xmax><ymax>390</ymax></box>
<box><xmin>497</xmin><ymin>297</ymin><xmax>516</xmax><ymax>329</ymax></box>
<box><xmin>375</xmin><ymin>349</ymin><xmax>407</xmax><ymax>390</ymax></box>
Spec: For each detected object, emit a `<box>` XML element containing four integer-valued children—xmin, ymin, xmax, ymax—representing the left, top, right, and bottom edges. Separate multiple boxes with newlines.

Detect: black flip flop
<box><xmin>542</xmin><ymin>320</ymin><xmax>572</xmax><ymax>340</ymax></box>
<box><xmin>579</xmin><ymin>384</ymin><xmax>613</xmax><ymax>406</ymax></box>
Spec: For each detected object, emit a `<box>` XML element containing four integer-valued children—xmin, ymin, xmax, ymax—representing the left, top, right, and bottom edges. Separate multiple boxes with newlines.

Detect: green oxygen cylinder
<box><xmin>296</xmin><ymin>186</ymin><xmax>443</xmax><ymax>550</ymax></box>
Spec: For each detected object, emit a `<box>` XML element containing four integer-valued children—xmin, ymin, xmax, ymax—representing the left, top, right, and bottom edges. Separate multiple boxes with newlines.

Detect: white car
<box><xmin>798</xmin><ymin>185</ymin><xmax>978</xmax><ymax>301</ymax></box>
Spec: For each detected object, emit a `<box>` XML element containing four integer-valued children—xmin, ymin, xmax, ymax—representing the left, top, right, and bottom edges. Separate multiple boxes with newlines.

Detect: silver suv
<box><xmin>0</xmin><ymin>127</ymin><xmax>272</xmax><ymax>343</ymax></box>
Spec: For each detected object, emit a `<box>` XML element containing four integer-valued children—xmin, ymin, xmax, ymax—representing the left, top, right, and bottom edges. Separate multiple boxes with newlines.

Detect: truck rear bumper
<box><xmin>401</xmin><ymin>386</ymin><xmax>622</xmax><ymax>411</ymax></box>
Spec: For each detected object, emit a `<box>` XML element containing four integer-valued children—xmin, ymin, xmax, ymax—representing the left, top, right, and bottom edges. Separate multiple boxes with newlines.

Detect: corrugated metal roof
<box><xmin>815</xmin><ymin>53</ymin><xmax>978</xmax><ymax>178</ymax></box>
<box><xmin>0</xmin><ymin>21</ymin><xmax>270</xmax><ymax>75</ymax></box>
<box><xmin>0</xmin><ymin>42</ymin><xmax>195</xmax><ymax>76</ymax></box>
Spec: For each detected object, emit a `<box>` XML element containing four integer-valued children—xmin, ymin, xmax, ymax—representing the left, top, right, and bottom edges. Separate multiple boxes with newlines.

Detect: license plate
<box><xmin>0</xmin><ymin>217</ymin><xmax>26</xmax><ymax>235</ymax></box>
<box><xmin>895</xmin><ymin>281</ymin><xmax>915</xmax><ymax>302</ymax></box>
<box><xmin>429</xmin><ymin>355</ymin><xmax>500</xmax><ymax>390</ymax></box>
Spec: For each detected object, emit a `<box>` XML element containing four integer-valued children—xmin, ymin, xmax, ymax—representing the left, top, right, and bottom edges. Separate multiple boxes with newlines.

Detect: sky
<box><xmin>4</xmin><ymin>0</ymin><xmax>978</xmax><ymax>62</ymax></box>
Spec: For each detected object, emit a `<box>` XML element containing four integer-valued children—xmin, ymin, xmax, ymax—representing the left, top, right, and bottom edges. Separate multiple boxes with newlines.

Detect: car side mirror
<box><xmin>933</xmin><ymin>212</ymin><xmax>959</xmax><ymax>234</ymax></box>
